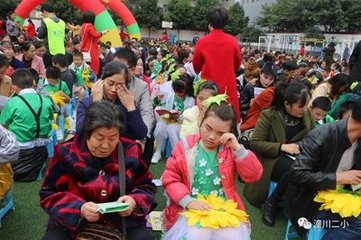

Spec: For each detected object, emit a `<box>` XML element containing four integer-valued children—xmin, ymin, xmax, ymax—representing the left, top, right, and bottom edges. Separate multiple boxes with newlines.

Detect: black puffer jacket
<box><xmin>349</xmin><ymin>41</ymin><xmax>361</xmax><ymax>82</ymax></box>
<box><xmin>286</xmin><ymin>119</ymin><xmax>352</xmax><ymax>236</ymax></box>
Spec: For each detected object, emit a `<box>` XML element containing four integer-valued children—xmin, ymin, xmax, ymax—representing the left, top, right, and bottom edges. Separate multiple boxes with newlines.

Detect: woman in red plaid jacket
<box><xmin>40</xmin><ymin>101</ymin><xmax>157</xmax><ymax>239</ymax></box>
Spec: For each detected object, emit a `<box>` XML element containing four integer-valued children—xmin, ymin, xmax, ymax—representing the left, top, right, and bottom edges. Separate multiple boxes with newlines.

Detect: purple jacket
<box><xmin>76</xmin><ymin>96</ymin><xmax>148</xmax><ymax>140</ymax></box>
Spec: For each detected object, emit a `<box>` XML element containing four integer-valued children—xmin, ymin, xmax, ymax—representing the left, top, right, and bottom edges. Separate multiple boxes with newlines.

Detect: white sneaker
<box><xmin>151</xmin><ymin>152</ymin><xmax>161</xmax><ymax>164</ymax></box>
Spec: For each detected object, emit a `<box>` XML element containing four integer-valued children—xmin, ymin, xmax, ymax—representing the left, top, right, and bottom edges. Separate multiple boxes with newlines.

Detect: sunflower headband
<box><xmin>204</xmin><ymin>93</ymin><xmax>228</xmax><ymax>108</ymax></box>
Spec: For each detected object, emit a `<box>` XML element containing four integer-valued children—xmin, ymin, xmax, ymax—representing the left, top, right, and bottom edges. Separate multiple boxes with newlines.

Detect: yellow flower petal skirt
<box><xmin>314</xmin><ymin>189</ymin><xmax>361</xmax><ymax>218</ymax></box>
<box><xmin>183</xmin><ymin>194</ymin><xmax>249</xmax><ymax>229</ymax></box>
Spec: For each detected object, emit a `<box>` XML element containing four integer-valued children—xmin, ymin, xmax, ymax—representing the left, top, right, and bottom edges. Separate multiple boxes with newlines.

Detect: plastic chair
<box><xmin>165</xmin><ymin>139</ymin><xmax>172</xmax><ymax>158</ymax></box>
<box><xmin>0</xmin><ymin>191</ymin><xmax>15</xmax><ymax>228</ymax></box>
<box><xmin>268</xmin><ymin>181</ymin><xmax>277</xmax><ymax>198</ymax></box>
<box><xmin>285</xmin><ymin>219</ymin><xmax>326</xmax><ymax>240</ymax></box>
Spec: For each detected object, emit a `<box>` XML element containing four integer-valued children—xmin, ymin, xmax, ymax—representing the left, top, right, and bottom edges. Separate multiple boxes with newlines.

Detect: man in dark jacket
<box><xmin>349</xmin><ymin>41</ymin><xmax>361</xmax><ymax>82</ymax></box>
<box><xmin>286</xmin><ymin>97</ymin><xmax>361</xmax><ymax>238</ymax></box>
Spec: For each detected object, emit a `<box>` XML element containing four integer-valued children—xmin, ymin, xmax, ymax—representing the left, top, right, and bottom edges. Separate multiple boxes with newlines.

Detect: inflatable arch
<box><xmin>14</xmin><ymin>0</ymin><xmax>142</xmax><ymax>47</ymax></box>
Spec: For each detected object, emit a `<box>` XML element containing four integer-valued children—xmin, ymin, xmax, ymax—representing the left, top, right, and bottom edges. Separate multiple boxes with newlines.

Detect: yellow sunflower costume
<box><xmin>314</xmin><ymin>187</ymin><xmax>361</xmax><ymax>218</ymax></box>
<box><xmin>163</xmin><ymin>194</ymin><xmax>251</xmax><ymax>240</ymax></box>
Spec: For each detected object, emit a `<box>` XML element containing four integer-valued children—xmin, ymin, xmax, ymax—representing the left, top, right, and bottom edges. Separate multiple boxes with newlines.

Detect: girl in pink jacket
<box><xmin>162</xmin><ymin>96</ymin><xmax>263</xmax><ymax>240</ymax></box>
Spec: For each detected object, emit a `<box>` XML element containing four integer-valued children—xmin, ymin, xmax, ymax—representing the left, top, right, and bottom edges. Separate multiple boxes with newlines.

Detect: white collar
<box><xmin>19</xmin><ymin>88</ymin><xmax>37</xmax><ymax>95</ymax></box>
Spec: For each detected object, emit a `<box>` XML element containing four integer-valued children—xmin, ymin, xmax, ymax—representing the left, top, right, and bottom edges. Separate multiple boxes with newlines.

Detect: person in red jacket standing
<box><xmin>26</xmin><ymin>19</ymin><xmax>36</xmax><ymax>40</ymax></box>
<box><xmin>79</xmin><ymin>11</ymin><xmax>107</xmax><ymax>76</ymax></box>
<box><xmin>193</xmin><ymin>7</ymin><xmax>242</xmax><ymax>122</ymax></box>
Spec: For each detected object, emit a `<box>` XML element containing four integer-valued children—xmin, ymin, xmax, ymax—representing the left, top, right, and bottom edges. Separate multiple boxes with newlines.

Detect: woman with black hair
<box><xmin>309</xmin><ymin>73</ymin><xmax>350</xmax><ymax>108</ymax></box>
<box><xmin>244</xmin><ymin>81</ymin><xmax>314</xmax><ymax>226</ymax></box>
<box><xmin>79</xmin><ymin>11</ymin><xmax>108</xmax><ymax>76</ymax></box>
<box><xmin>76</xmin><ymin>61</ymin><xmax>147</xmax><ymax>140</ymax></box>
<box><xmin>16</xmin><ymin>41</ymin><xmax>46</xmax><ymax>76</ymax></box>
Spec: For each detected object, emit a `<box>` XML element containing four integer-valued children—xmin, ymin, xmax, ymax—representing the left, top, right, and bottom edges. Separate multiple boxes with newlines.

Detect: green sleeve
<box><xmin>328</xmin><ymin>93</ymin><xmax>352</xmax><ymax>119</ymax></box>
<box><xmin>61</xmin><ymin>81</ymin><xmax>71</xmax><ymax>97</ymax></box>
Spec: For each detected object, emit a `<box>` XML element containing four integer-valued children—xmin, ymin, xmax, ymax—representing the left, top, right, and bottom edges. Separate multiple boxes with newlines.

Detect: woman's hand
<box><xmin>116</xmin><ymin>84</ymin><xmax>136</xmax><ymax>112</ymax></box>
<box><xmin>117</xmin><ymin>196</ymin><xmax>137</xmax><ymax>217</ymax></box>
<box><xmin>281</xmin><ymin>143</ymin><xmax>300</xmax><ymax>155</ymax></box>
<box><xmin>337</xmin><ymin>170</ymin><xmax>361</xmax><ymax>185</ymax></box>
<box><xmin>220</xmin><ymin>133</ymin><xmax>241</xmax><ymax>151</ymax></box>
<box><xmin>186</xmin><ymin>200</ymin><xmax>211</xmax><ymax>211</ymax></box>
<box><xmin>80</xmin><ymin>202</ymin><xmax>100</xmax><ymax>222</ymax></box>
<box><xmin>91</xmin><ymin>80</ymin><xmax>104</xmax><ymax>101</ymax></box>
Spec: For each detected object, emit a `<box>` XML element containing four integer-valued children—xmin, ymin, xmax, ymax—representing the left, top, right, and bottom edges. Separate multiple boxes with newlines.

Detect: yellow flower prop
<box><xmin>204</xmin><ymin>94</ymin><xmax>228</xmax><ymax>109</ymax></box>
<box><xmin>50</xmin><ymin>92</ymin><xmax>66</xmax><ymax>106</ymax></box>
<box><xmin>314</xmin><ymin>188</ymin><xmax>361</xmax><ymax>218</ymax></box>
<box><xmin>183</xmin><ymin>194</ymin><xmax>249</xmax><ymax>229</ymax></box>
<box><xmin>82</xmin><ymin>67</ymin><xmax>93</xmax><ymax>89</ymax></box>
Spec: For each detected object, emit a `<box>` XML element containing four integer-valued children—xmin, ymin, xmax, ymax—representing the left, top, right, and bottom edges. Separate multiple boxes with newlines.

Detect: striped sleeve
<box><xmin>0</xmin><ymin>125</ymin><xmax>19</xmax><ymax>163</ymax></box>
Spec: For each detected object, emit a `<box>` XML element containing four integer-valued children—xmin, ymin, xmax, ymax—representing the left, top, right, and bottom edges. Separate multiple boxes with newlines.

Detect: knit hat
<box><xmin>261</xmin><ymin>61</ymin><xmax>277</xmax><ymax>77</ymax></box>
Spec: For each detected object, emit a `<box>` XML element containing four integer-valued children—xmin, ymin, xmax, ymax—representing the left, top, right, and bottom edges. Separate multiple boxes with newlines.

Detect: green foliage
<box><xmin>224</xmin><ymin>2</ymin><xmax>249</xmax><ymax>36</ymax></box>
<box><xmin>258</xmin><ymin>0</ymin><xmax>314</xmax><ymax>32</ymax></box>
<box><xmin>258</xmin><ymin>0</ymin><xmax>361</xmax><ymax>33</ymax></box>
<box><xmin>241</xmin><ymin>25</ymin><xmax>264</xmax><ymax>42</ymax></box>
<box><xmin>167</xmin><ymin>0</ymin><xmax>194</xmax><ymax>30</ymax></box>
<box><xmin>0</xmin><ymin>0</ymin><xmax>17</xmax><ymax>20</ymax></box>
<box><xmin>47</xmin><ymin>0</ymin><xmax>82</xmax><ymax>24</ymax></box>
<box><xmin>128</xmin><ymin>0</ymin><xmax>163</xmax><ymax>30</ymax></box>
<box><xmin>192</xmin><ymin>0</ymin><xmax>219</xmax><ymax>31</ymax></box>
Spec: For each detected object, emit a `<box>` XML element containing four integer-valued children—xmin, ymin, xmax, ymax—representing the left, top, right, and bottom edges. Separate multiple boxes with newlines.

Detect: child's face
<box><xmin>260</xmin><ymin>72</ymin><xmax>274</xmax><ymax>88</ymax></box>
<box><xmin>330</xmin><ymin>64</ymin><xmax>336</xmax><ymax>71</ymax></box>
<box><xmin>196</xmin><ymin>89</ymin><xmax>215</xmax><ymax>111</ymax></box>
<box><xmin>175</xmin><ymin>90</ymin><xmax>186</xmax><ymax>99</ymax></box>
<box><xmin>200</xmin><ymin>114</ymin><xmax>232</xmax><ymax>151</ymax></box>
<box><xmin>320</xmin><ymin>61</ymin><xmax>326</xmax><ymax>69</ymax></box>
<box><xmin>47</xmin><ymin>78</ymin><xmax>59</xmax><ymax>86</ymax></box>
<box><xmin>73</xmin><ymin>56</ymin><xmax>83</xmax><ymax>67</ymax></box>
<box><xmin>311</xmin><ymin>107</ymin><xmax>327</xmax><ymax>121</ymax></box>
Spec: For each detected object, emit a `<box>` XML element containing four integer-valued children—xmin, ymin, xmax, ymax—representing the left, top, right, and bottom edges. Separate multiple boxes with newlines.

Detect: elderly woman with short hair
<box><xmin>40</xmin><ymin>101</ymin><xmax>157</xmax><ymax>240</ymax></box>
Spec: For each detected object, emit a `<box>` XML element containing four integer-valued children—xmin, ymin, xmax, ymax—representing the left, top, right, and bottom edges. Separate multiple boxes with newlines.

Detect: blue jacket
<box><xmin>76</xmin><ymin>96</ymin><xmax>148</xmax><ymax>140</ymax></box>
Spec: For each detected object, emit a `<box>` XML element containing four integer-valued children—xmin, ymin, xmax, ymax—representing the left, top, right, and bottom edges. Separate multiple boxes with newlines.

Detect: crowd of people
<box><xmin>1</xmin><ymin>3</ymin><xmax>361</xmax><ymax>240</ymax></box>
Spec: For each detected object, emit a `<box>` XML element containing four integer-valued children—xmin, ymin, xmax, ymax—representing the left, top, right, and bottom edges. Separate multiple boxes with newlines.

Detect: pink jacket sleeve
<box><xmin>234</xmin><ymin>146</ymin><xmax>263</xmax><ymax>183</ymax></box>
<box><xmin>162</xmin><ymin>142</ymin><xmax>191</xmax><ymax>206</ymax></box>
<box><xmin>36</xmin><ymin>56</ymin><xmax>46</xmax><ymax>77</ymax></box>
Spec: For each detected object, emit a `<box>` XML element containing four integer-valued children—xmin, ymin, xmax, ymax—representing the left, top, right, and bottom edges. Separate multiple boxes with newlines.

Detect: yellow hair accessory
<box><xmin>314</xmin><ymin>187</ymin><xmax>361</xmax><ymax>218</ymax></box>
<box><xmin>204</xmin><ymin>93</ymin><xmax>228</xmax><ymax>109</ymax></box>
<box><xmin>183</xmin><ymin>194</ymin><xmax>249</xmax><ymax>229</ymax></box>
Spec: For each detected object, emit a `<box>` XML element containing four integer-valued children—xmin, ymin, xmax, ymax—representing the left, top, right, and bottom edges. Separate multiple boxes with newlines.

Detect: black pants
<box><xmin>42</xmin><ymin>223</ymin><xmax>154</xmax><ymax>240</ymax></box>
<box><xmin>12</xmin><ymin>146</ymin><xmax>48</xmax><ymax>182</ymax></box>
<box><xmin>269</xmin><ymin>154</ymin><xmax>294</xmax><ymax>199</ymax></box>
<box><xmin>142</xmin><ymin>136</ymin><xmax>154</xmax><ymax>167</ymax></box>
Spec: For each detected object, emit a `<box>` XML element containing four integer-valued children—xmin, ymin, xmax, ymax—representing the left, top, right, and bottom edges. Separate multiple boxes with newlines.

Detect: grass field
<box><xmin>0</xmin><ymin>159</ymin><xmax>291</xmax><ymax>240</ymax></box>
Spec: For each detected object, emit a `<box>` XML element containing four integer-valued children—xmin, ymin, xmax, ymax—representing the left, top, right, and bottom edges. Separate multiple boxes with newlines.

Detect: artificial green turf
<box><xmin>0</xmin><ymin>159</ymin><xmax>291</xmax><ymax>240</ymax></box>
